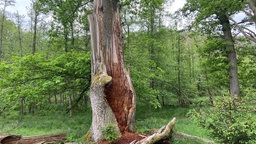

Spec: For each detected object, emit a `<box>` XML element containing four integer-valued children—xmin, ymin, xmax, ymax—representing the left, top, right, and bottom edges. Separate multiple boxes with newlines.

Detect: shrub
<box><xmin>101</xmin><ymin>123</ymin><xmax>121</xmax><ymax>143</ymax></box>
<box><xmin>189</xmin><ymin>96</ymin><xmax>256</xmax><ymax>144</ymax></box>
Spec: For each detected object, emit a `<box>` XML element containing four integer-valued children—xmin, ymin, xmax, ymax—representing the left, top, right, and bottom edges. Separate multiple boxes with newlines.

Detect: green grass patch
<box><xmin>0</xmin><ymin>105</ymin><xmax>212</xmax><ymax>143</ymax></box>
<box><xmin>135</xmin><ymin>105</ymin><xmax>211</xmax><ymax>139</ymax></box>
<box><xmin>172</xmin><ymin>138</ymin><xmax>206</xmax><ymax>144</ymax></box>
<box><xmin>0</xmin><ymin>110</ymin><xmax>91</xmax><ymax>141</ymax></box>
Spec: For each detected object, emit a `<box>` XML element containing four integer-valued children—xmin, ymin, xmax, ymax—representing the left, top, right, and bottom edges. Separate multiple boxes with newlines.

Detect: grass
<box><xmin>135</xmin><ymin>105</ymin><xmax>210</xmax><ymax>139</ymax></box>
<box><xmin>172</xmin><ymin>138</ymin><xmax>207</xmax><ymax>144</ymax></box>
<box><xmin>0</xmin><ymin>105</ymin><xmax>212</xmax><ymax>143</ymax></box>
<box><xmin>0</xmin><ymin>110</ymin><xmax>91</xmax><ymax>141</ymax></box>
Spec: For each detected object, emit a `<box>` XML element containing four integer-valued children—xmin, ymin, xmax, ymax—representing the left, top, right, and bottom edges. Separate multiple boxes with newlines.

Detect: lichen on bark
<box><xmin>89</xmin><ymin>63</ymin><xmax>121</xmax><ymax>142</ymax></box>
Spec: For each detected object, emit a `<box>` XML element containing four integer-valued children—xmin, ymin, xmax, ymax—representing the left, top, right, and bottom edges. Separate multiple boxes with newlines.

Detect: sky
<box><xmin>5</xmin><ymin>0</ymin><xmax>186</xmax><ymax>17</ymax></box>
<box><xmin>6</xmin><ymin>0</ymin><xmax>30</xmax><ymax>16</ymax></box>
<box><xmin>166</xmin><ymin>0</ymin><xmax>186</xmax><ymax>13</ymax></box>
<box><xmin>3</xmin><ymin>0</ymin><xmax>252</xmax><ymax>32</ymax></box>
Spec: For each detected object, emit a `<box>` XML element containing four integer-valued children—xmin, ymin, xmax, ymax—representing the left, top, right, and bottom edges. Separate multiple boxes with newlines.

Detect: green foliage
<box><xmin>135</xmin><ymin>105</ymin><xmax>210</xmax><ymax>139</ymax></box>
<box><xmin>0</xmin><ymin>51</ymin><xmax>91</xmax><ymax>114</ymax></box>
<box><xmin>189</xmin><ymin>97</ymin><xmax>256</xmax><ymax>143</ymax></box>
<box><xmin>172</xmin><ymin>138</ymin><xmax>206</xmax><ymax>144</ymax></box>
<box><xmin>197</xmin><ymin>37</ymin><xmax>229</xmax><ymax>96</ymax></box>
<box><xmin>125</xmin><ymin>28</ymin><xmax>200</xmax><ymax>107</ymax></box>
<box><xmin>182</xmin><ymin>0</ymin><xmax>245</xmax><ymax>34</ymax></box>
<box><xmin>0</xmin><ymin>110</ymin><xmax>91</xmax><ymax>142</ymax></box>
<box><xmin>39</xmin><ymin>0</ymin><xmax>92</xmax><ymax>52</ymax></box>
<box><xmin>101</xmin><ymin>124</ymin><xmax>121</xmax><ymax>143</ymax></box>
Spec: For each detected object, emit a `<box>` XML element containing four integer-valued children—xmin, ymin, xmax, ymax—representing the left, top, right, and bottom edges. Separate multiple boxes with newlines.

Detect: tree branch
<box><xmin>229</xmin><ymin>16</ymin><xmax>256</xmax><ymax>43</ymax></box>
<box><xmin>131</xmin><ymin>118</ymin><xmax>176</xmax><ymax>144</ymax></box>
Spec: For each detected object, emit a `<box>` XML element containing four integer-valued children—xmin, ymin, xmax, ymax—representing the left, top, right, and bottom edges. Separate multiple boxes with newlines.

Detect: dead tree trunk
<box><xmin>132</xmin><ymin>118</ymin><xmax>176</xmax><ymax>144</ymax></box>
<box><xmin>87</xmin><ymin>0</ymin><xmax>136</xmax><ymax>143</ymax></box>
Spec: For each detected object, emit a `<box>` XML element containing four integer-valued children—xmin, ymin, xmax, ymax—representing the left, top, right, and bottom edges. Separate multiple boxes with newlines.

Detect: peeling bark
<box><xmin>88</xmin><ymin>0</ymin><xmax>136</xmax><ymax>143</ymax></box>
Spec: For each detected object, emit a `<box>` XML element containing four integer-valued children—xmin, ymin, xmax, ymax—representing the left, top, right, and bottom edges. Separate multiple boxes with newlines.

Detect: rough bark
<box><xmin>219</xmin><ymin>13</ymin><xmax>240</xmax><ymax>100</ymax></box>
<box><xmin>89</xmin><ymin>63</ymin><xmax>121</xmax><ymax>142</ymax></box>
<box><xmin>88</xmin><ymin>0</ymin><xmax>136</xmax><ymax>143</ymax></box>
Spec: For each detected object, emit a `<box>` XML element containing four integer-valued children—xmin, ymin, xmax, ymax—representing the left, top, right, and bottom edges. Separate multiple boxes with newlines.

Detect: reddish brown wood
<box><xmin>99</xmin><ymin>132</ymin><xmax>144</xmax><ymax>144</ymax></box>
<box><xmin>101</xmin><ymin>0</ymin><xmax>135</xmax><ymax>133</ymax></box>
<box><xmin>89</xmin><ymin>0</ymin><xmax>136</xmax><ymax>136</ymax></box>
<box><xmin>0</xmin><ymin>134</ymin><xmax>66</xmax><ymax>144</ymax></box>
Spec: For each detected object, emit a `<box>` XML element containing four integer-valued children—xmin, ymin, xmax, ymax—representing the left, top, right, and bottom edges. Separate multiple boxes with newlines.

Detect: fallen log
<box><xmin>130</xmin><ymin>117</ymin><xmax>176</xmax><ymax>144</ymax></box>
<box><xmin>0</xmin><ymin>134</ymin><xmax>22</xmax><ymax>144</ymax></box>
<box><xmin>0</xmin><ymin>133</ymin><xmax>66</xmax><ymax>144</ymax></box>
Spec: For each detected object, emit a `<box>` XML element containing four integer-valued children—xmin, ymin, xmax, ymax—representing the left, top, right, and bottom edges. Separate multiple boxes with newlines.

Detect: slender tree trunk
<box><xmin>20</xmin><ymin>98</ymin><xmax>24</xmax><ymax>121</ymax></box>
<box><xmin>88</xmin><ymin>0</ymin><xmax>136</xmax><ymax>142</ymax></box>
<box><xmin>68</xmin><ymin>95</ymin><xmax>72</xmax><ymax>117</ymax></box>
<box><xmin>149</xmin><ymin>7</ymin><xmax>159</xmax><ymax>103</ymax></box>
<box><xmin>71</xmin><ymin>22</ymin><xmax>75</xmax><ymax>49</ymax></box>
<box><xmin>18</xmin><ymin>24</ymin><xmax>23</xmax><ymax>57</ymax></box>
<box><xmin>219</xmin><ymin>14</ymin><xmax>240</xmax><ymax>100</ymax></box>
<box><xmin>15</xmin><ymin>12</ymin><xmax>23</xmax><ymax>57</ymax></box>
<box><xmin>0</xmin><ymin>2</ymin><xmax>6</xmax><ymax>62</ymax></box>
<box><xmin>205</xmin><ymin>71</ymin><xmax>214</xmax><ymax>105</ymax></box>
<box><xmin>54</xmin><ymin>94</ymin><xmax>57</xmax><ymax>104</ymax></box>
<box><xmin>32</xmin><ymin>13</ymin><xmax>38</xmax><ymax>55</ymax></box>
<box><xmin>177</xmin><ymin>35</ymin><xmax>185</xmax><ymax>106</ymax></box>
<box><xmin>64</xmin><ymin>32</ymin><xmax>68</xmax><ymax>52</ymax></box>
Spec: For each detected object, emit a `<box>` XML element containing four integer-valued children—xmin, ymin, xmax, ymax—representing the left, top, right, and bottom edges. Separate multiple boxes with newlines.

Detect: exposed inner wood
<box><xmin>130</xmin><ymin>118</ymin><xmax>176</xmax><ymax>144</ymax></box>
<box><xmin>90</xmin><ymin>0</ymin><xmax>136</xmax><ymax>135</ymax></box>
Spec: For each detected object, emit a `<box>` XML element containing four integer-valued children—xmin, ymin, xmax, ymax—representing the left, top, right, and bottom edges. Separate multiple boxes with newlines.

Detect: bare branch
<box><xmin>229</xmin><ymin>16</ymin><xmax>256</xmax><ymax>43</ymax></box>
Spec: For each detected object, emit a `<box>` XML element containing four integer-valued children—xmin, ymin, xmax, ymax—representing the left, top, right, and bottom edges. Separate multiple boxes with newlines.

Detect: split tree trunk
<box><xmin>88</xmin><ymin>0</ymin><xmax>136</xmax><ymax>143</ymax></box>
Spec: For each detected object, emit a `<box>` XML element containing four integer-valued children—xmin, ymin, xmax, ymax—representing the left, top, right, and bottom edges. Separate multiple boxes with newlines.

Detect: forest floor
<box><xmin>0</xmin><ymin>105</ymin><xmax>212</xmax><ymax>144</ymax></box>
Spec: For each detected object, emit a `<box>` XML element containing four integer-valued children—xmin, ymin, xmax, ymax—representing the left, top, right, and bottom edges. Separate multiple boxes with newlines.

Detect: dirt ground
<box><xmin>99</xmin><ymin>131</ymin><xmax>144</xmax><ymax>144</ymax></box>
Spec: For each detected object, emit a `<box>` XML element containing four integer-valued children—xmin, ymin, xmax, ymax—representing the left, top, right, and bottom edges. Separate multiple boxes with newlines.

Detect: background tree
<box><xmin>0</xmin><ymin>0</ymin><xmax>15</xmax><ymax>61</ymax></box>
<box><xmin>182</xmin><ymin>0</ymin><xmax>245</xmax><ymax>100</ymax></box>
<box><xmin>14</xmin><ymin>11</ymin><xmax>24</xmax><ymax>57</ymax></box>
<box><xmin>39</xmin><ymin>0</ymin><xmax>90</xmax><ymax>52</ymax></box>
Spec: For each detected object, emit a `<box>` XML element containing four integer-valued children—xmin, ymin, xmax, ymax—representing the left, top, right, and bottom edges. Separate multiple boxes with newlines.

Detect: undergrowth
<box><xmin>135</xmin><ymin>105</ymin><xmax>210</xmax><ymax>139</ymax></box>
<box><xmin>0</xmin><ymin>110</ymin><xmax>91</xmax><ymax>142</ymax></box>
<box><xmin>0</xmin><ymin>105</ymin><xmax>211</xmax><ymax>143</ymax></box>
